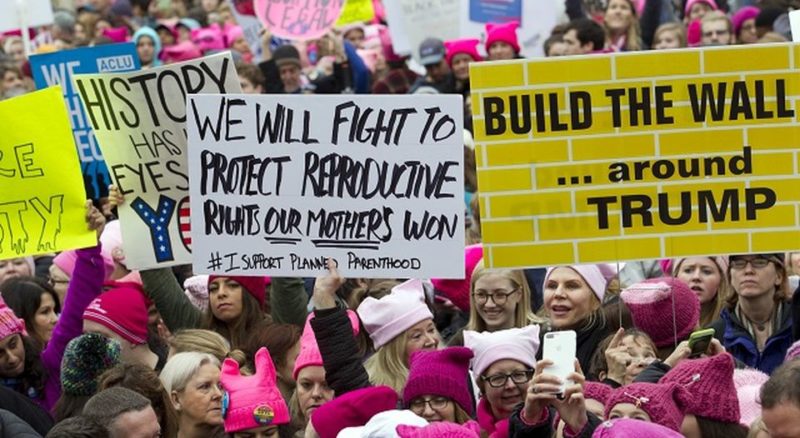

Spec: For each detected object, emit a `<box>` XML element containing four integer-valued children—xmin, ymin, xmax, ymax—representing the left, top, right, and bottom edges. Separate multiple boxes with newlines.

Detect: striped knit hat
<box><xmin>82</xmin><ymin>283</ymin><xmax>149</xmax><ymax>345</ymax></box>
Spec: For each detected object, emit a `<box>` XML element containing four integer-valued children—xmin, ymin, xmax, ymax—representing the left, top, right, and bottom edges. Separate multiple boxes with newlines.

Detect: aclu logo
<box><xmin>97</xmin><ymin>55</ymin><xmax>135</xmax><ymax>72</ymax></box>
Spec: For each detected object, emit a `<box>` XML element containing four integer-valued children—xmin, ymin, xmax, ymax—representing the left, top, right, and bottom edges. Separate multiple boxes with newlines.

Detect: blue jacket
<box><xmin>721</xmin><ymin>304</ymin><xmax>793</xmax><ymax>375</ymax></box>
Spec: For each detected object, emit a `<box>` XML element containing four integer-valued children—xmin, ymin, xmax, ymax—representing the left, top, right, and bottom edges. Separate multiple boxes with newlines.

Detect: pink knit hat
<box><xmin>463</xmin><ymin>325</ymin><xmax>540</xmax><ymax>377</ymax></box>
<box><xmin>659</xmin><ymin>353</ymin><xmax>739</xmax><ymax>423</ymax></box>
<box><xmin>53</xmin><ymin>249</ymin><xmax>115</xmax><ymax>281</ymax></box>
<box><xmin>183</xmin><ymin>275</ymin><xmax>209</xmax><ymax>311</ymax></box>
<box><xmin>208</xmin><ymin>275</ymin><xmax>270</xmax><ymax>307</ymax></box>
<box><xmin>102</xmin><ymin>27</ymin><xmax>129</xmax><ymax>43</ymax></box>
<box><xmin>686</xmin><ymin>19</ymin><xmax>703</xmax><ymax>46</ymax></box>
<box><xmin>191</xmin><ymin>26</ymin><xmax>226</xmax><ymax>52</ymax></box>
<box><xmin>0</xmin><ymin>295</ymin><xmax>26</xmax><ymax>340</ymax></box>
<box><xmin>100</xmin><ymin>220</ymin><xmax>126</xmax><ymax>268</ymax></box>
<box><xmin>444</xmin><ymin>38</ymin><xmax>482</xmax><ymax>66</ymax></box>
<box><xmin>585</xmin><ymin>381</ymin><xmax>613</xmax><ymax>405</ymax></box>
<box><xmin>403</xmin><ymin>347</ymin><xmax>474</xmax><ymax>415</ymax></box>
<box><xmin>224</xmin><ymin>25</ymin><xmax>244</xmax><ymax>48</ymax></box>
<box><xmin>397</xmin><ymin>421</ymin><xmax>481</xmax><ymax>437</ymax></box>
<box><xmin>160</xmin><ymin>41</ymin><xmax>203</xmax><ymax>63</ymax></box>
<box><xmin>431</xmin><ymin>244</ymin><xmax>482</xmax><ymax>312</ymax></box>
<box><xmin>684</xmin><ymin>0</ymin><xmax>718</xmax><ymax>15</ymax></box>
<box><xmin>357</xmin><ymin>279</ymin><xmax>433</xmax><ymax>349</ymax></box>
<box><xmin>592</xmin><ymin>418</ymin><xmax>683</xmax><ymax>438</ymax></box>
<box><xmin>485</xmin><ymin>21</ymin><xmax>520</xmax><ymax>54</ymax></box>
<box><xmin>733</xmin><ymin>369</ymin><xmax>769</xmax><ymax>427</ymax></box>
<box><xmin>82</xmin><ymin>283</ymin><xmax>149</xmax><ymax>345</ymax></box>
<box><xmin>621</xmin><ymin>277</ymin><xmax>700</xmax><ymax>348</ymax></box>
<box><xmin>785</xmin><ymin>340</ymin><xmax>800</xmax><ymax>362</ymax></box>
<box><xmin>379</xmin><ymin>26</ymin><xmax>403</xmax><ymax>63</ymax></box>
<box><xmin>732</xmin><ymin>6</ymin><xmax>760</xmax><ymax>36</ymax></box>
<box><xmin>604</xmin><ymin>383</ymin><xmax>689</xmax><ymax>431</ymax></box>
<box><xmin>293</xmin><ymin>310</ymin><xmax>360</xmax><ymax>380</ymax></box>
<box><xmin>220</xmin><ymin>347</ymin><xmax>290</xmax><ymax>432</ymax></box>
<box><xmin>545</xmin><ymin>265</ymin><xmax>607</xmax><ymax>302</ymax></box>
<box><xmin>310</xmin><ymin>385</ymin><xmax>399</xmax><ymax>438</ymax></box>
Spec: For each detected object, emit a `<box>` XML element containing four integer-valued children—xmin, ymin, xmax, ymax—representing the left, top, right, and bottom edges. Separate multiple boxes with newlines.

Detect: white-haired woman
<box><xmin>160</xmin><ymin>352</ymin><xmax>224</xmax><ymax>438</ymax></box>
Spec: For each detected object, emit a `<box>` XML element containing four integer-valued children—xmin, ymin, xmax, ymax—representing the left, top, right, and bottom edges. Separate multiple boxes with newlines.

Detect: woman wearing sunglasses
<box><xmin>722</xmin><ymin>253</ymin><xmax>794</xmax><ymax>374</ymax></box>
<box><xmin>464</xmin><ymin>325</ymin><xmax>540</xmax><ymax>436</ymax></box>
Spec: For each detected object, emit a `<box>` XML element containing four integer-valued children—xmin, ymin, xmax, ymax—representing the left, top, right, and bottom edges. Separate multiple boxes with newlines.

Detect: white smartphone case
<box><xmin>542</xmin><ymin>330</ymin><xmax>577</xmax><ymax>394</ymax></box>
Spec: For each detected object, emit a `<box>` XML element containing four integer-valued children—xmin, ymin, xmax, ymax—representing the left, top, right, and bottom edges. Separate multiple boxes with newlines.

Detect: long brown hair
<box><xmin>202</xmin><ymin>289</ymin><xmax>268</xmax><ymax>349</ymax></box>
<box><xmin>604</xmin><ymin>0</ymin><xmax>642</xmax><ymax>51</ymax></box>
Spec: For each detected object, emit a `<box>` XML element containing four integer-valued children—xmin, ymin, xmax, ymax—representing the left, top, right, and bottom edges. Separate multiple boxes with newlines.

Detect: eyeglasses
<box><xmin>481</xmin><ymin>369</ymin><xmax>534</xmax><ymax>388</ymax></box>
<box><xmin>730</xmin><ymin>257</ymin><xmax>772</xmax><ymax>270</ymax></box>
<box><xmin>409</xmin><ymin>397</ymin><xmax>450</xmax><ymax>413</ymax></box>
<box><xmin>472</xmin><ymin>288</ymin><xmax>519</xmax><ymax>305</ymax></box>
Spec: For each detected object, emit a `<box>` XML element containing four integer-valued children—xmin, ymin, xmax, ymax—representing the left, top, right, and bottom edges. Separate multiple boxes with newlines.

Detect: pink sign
<box><xmin>254</xmin><ymin>0</ymin><xmax>345</xmax><ymax>41</ymax></box>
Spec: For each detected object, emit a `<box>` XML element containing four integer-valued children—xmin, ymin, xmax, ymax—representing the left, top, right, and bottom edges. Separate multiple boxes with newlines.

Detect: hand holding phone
<box><xmin>542</xmin><ymin>330</ymin><xmax>577</xmax><ymax>395</ymax></box>
<box><xmin>688</xmin><ymin>328</ymin><xmax>715</xmax><ymax>358</ymax></box>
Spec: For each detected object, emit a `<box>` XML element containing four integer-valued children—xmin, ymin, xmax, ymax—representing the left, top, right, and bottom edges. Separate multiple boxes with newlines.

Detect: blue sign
<box><xmin>30</xmin><ymin>43</ymin><xmax>140</xmax><ymax>200</ymax></box>
<box><xmin>469</xmin><ymin>0</ymin><xmax>522</xmax><ymax>24</ymax></box>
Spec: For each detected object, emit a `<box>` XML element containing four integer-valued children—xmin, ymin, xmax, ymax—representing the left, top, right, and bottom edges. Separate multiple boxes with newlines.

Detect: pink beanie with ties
<box><xmin>311</xmin><ymin>385</ymin><xmax>399</xmax><ymax>438</ymax></box>
<box><xmin>621</xmin><ymin>277</ymin><xmax>700</xmax><ymax>348</ymax></box>
<box><xmin>82</xmin><ymin>283</ymin><xmax>149</xmax><ymax>345</ymax></box>
<box><xmin>732</xmin><ymin>6</ymin><xmax>760</xmax><ymax>35</ymax></box>
<box><xmin>733</xmin><ymin>368</ymin><xmax>769</xmax><ymax>427</ymax></box>
<box><xmin>659</xmin><ymin>353</ymin><xmax>740</xmax><ymax>423</ymax></box>
<box><xmin>0</xmin><ymin>295</ymin><xmax>26</xmax><ymax>340</ymax></box>
<box><xmin>592</xmin><ymin>418</ymin><xmax>684</xmax><ymax>438</ymax></box>
<box><xmin>431</xmin><ymin>244</ymin><xmax>482</xmax><ymax>313</ymax></box>
<box><xmin>53</xmin><ymin>249</ymin><xmax>115</xmax><ymax>281</ymax></box>
<box><xmin>545</xmin><ymin>265</ymin><xmax>608</xmax><ymax>302</ymax></box>
<box><xmin>397</xmin><ymin>421</ymin><xmax>481</xmax><ymax>438</ymax></box>
<box><xmin>684</xmin><ymin>0</ymin><xmax>718</xmax><ymax>15</ymax></box>
<box><xmin>485</xmin><ymin>21</ymin><xmax>520</xmax><ymax>54</ymax></box>
<box><xmin>463</xmin><ymin>325</ymin><xmax>540</xmax><ymax>377</ymax></box>
<box><xmin>294</xmin><ymin>310</ymin><xmax>360</xmax><ymax>380</ymax></box>
<box><xmin>444</xmin><ymin>38</ymin><xmax>482</xmax><ymax>66</ymax></box>
<box><xmin>357</xmin><ymin>279</ymin><xmax>433</xmax><ymax>349</ymax></box>
<box><xmin>605</xmin><ymin>383</ymin><xmax>689</xmax><ymax>431</ymax></box>
<box><xmin>403</xmin><ymin>347</ymin><xmax>474</xmax><ymax>416</ymax></box>
<box><xmin>220</xmin><ymin>347</ymin><xmax>290</xmax><ymax>432</ymax></box>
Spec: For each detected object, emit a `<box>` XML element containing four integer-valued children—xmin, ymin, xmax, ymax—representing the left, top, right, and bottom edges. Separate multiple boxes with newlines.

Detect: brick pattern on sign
<box><xmin>470</xmin><ymin>43</ymin><xmax>800</xmax><ymax>269</ymax></box>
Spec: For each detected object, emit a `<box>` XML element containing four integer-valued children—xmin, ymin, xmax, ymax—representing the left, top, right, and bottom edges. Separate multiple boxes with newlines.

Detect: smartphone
<box><xmin>688</xmin><ymin>328</ymin><xmax>715</xmax><ymax>358</ymax></box>
<box><xmin>542</xmin><ymin>330</ymin><xmax>577</xmax><ymax>395</ymax></box>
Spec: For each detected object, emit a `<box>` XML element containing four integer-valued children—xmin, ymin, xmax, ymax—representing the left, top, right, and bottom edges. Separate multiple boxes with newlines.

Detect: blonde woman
<box><xmin>604</xmin><ymin>0</ymin><xmax>642</xmax><ymax>51</ymax></box>
<box><xmin>468</xmin><ymin>262</ymin><xmax>544</xmax><ymax>333</ymax></box>
<box><xmin>673</xmin><ymin>257</ymin><xmax>730</xmax><ymax>328</ymax></box>
<box><xmin>653</xmin><ymin>22</ymin><xmax>687</xmax><ymax>49</ymax></box>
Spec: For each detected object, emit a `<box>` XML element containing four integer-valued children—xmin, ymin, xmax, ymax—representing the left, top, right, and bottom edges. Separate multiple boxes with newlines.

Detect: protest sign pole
<box><xmin>16</xmin><ymin>0</ymin><xmax>33</xmax><ymax>56</ymax></box>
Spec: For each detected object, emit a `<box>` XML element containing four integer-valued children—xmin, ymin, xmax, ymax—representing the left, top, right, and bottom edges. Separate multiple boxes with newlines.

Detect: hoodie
<box><xmin>132</xmin><ymin>26</ymin><xmax>162</xmax><ymax>67</ymax></box>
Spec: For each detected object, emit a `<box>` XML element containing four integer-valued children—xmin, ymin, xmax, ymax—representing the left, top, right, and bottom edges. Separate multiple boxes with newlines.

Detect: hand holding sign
<box><xmin>254</xmin><ymin>0</ymin><xmax>345</xmax><ymax>41</ymax></box>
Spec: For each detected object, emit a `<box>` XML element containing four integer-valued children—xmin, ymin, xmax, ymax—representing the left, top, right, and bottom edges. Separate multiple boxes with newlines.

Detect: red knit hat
<box><xmin>82</xmin><ymin>283</ymin><xmax>149</xmax><ymax>345</ymax></box>
<box><xmin>485</xmin><ymin>21</ymin><xmax>520</xmax><ymax>54</ymax></box>
<box><xmin>396</xmin><ymin>421</ymin><xmax>481</xmax><ymax>437</ymax></box>
<box><xmin>621</xmin><ymin>277</ymin><xmax>700</xmax><ymax>348</ymax></box>
<box><xmin>208</xmin><ymin>275</ymin><xmax>269</xmax><ymax>306</ymax></box>
<box><xmin>311</xmin><ymin>386</ymin><xmax>399</xmax><ymax>438</ymax></box>
<box><xmin>659</xmin><ymin>353</ymin><xmax>739</xmax><ymax>423</ymax></box>
<box><xmin>403</xmin><ymin>347</ymin><xmax>474</xmax><ymax>416</ymax></box>
<box><xmin>605</xmin><ymin>383</ymin><xmax>689</xmax><ymax>431</ymax></box>
<box><xmin>431</xmin><ymin>244</ymin><xmax>482</xmax><ymax>312</ymax></box>
<box><xmin>0</xmin><ymin>295</ymin><xmax>26</xmax><ymax>340</ymax></box>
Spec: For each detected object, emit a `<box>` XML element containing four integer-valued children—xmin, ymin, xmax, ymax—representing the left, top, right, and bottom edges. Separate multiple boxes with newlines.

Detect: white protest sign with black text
<box><xmin>74</xmin><ymin>52</ymin><xmax>241</xmax><ymax>269</ymax></box>
<box><xmin>187</xmin><ymin>95</ymin><xmax>465</xmax><ymax>278</ymax></box>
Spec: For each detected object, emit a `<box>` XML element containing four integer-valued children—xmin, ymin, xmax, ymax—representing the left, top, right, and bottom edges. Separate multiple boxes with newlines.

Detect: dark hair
<box><xmin>98</xmin><ymin>364</ymin><xmax>178</xmax><ymax>438</ymax></box>
<box><xmin>543</xmin><ymin>34</ymin><xmax>564</xmax><ymax>55</ymax></box>
<box><xmin>695</xmin><ymin>416</ymin><xmax>748</xmax><ymax>438</ymax></box>
<box><xmin>1</xmin><ymin>335</ymin><xmax>47</xmax><ymax>398</ymax></box>
<box><xmin>45</xmin><ymin>416</ymin><xmax>109</xmax><ymax>438</ymax></box>
<box><xmin>0</xmin><ymin>276</ymin><xmax>61</xmax><ymax>348</ymax></box>
<box><xmin>242</xmin><ymin>322</ymin><xmax>301</xmax><ymax>373</ymax></box>
<box><xmin>588</xmin><ymin>327</ymin><xmax>654</xmax><ymax>381</ymax></box>
<box><xmin>203</xmin><ymin>285</ymin><xmax>268</xmax><ymax>349</ymax></box>
<box><xmin>53</xmin><ymin>394</ymin><xmax>92</xmax><ymax>422</ymax></box>
<box><xmin>83</xmin><ymin>387</ymin><xmax>151</xmax><ymax>428</ymax></box>
<box><xmin>566</xmin><ymin>18</ymin><xmax>606</xmax><ymax>51</ymax></box>
<box><xmin>760</xmin><ymin>360</ymin><xmax>800</xmax><ymax>409</ymax></box>
<box><xmin>236</xmin><ymin>62</ymin><xmax>265</xmax><ymax>90</ymax></box>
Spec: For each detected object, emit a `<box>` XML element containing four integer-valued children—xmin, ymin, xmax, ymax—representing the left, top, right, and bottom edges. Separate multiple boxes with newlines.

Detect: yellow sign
<box><xmin>336</xmin><ymin>0</ymin><xmax>375</xmax><ymax>26</ymax></box>
<box><xmin>0</xmin><ymin>87</ymin><xmax>95</xmax><ymax>258</ymax></box>
<box><xmin>470</xmin><ymin>44</ymin><xmax>800</xmax><ymax>268</ymax></box>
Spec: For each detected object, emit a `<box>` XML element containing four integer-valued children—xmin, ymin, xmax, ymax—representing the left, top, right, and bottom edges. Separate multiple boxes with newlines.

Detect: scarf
<box><xmin>477</xmin><ymin>397</ymin><xmax>510</xmax><ymax>438</ymax></box>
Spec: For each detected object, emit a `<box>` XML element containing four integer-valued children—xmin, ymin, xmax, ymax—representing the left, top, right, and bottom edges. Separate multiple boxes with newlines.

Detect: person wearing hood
<box><xmin>133</xmin><ymin>27</ymin><xmax>162</xmax><ymax>69</ymax></box>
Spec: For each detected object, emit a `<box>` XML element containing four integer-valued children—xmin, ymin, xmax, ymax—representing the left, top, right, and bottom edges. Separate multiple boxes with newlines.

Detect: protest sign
<box><xmin>31</xmin><ymin>43</ymin><xmax>140</xmax><ymax>201</ymax></box>
<box><xmin>336</xmin><ymin>0</ymin><xmax>375</xmax><ymax>26</ymax></box>
<box><xmin>227</xmin><ymin>0</ymin><xmax>265</xmax><ymax>63</ymax></box>
<box><xmin>74</xmin><ymin>52</ymin><xmax>241</xmax><ymax>270</ymax></box>
<box><xmin>187</xmin><ymin>95</ymin><xmax>465</xmax><ymax>278</ymax></box>
<box><xmin>0</xmin><ymin>87</ymin><xmax>95</xmax><ymax>258</ymax></box>
<box><xmin>253</xmin><ymin>0</ymin><xmax>344</xmax><ymax>41</ymax></box>
<box><xmin>460</xmin><ymin>0</ymin><xmax>562</xmax><ymax>58</ymax></box>
<box><xmin>0</xmin><ymin>0</ymin><xmax>54</xmax><ymax>33</ymax></box>
<box><xmin>471</xmin><ymin>44</ymin><xmax>800</xmax><ymax>268</ymax></box>
<box><xmin>384</xmin><ymin>0</ymin><xmax>460</xmax><ymax>58</ymax></box>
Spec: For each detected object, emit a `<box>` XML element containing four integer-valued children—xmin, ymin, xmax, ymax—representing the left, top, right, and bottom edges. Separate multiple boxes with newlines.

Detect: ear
<box><xmin>254</xmin><ymin>347</ymin><xmax>278</xmax><ymax>385</ymax></box>
<box><xmin>170</xmin><ymin>390</ymin><xmax>182</xmax><ymax>411</ymax></box>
